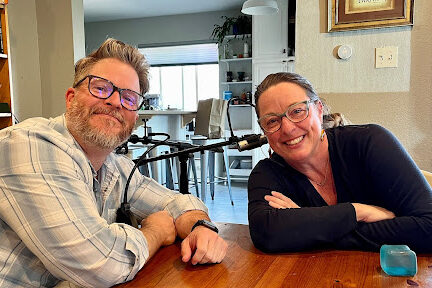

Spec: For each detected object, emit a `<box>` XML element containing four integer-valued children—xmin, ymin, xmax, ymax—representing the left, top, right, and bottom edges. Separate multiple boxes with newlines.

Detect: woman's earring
<box><xmin>320</xmin><ymin>129</ymin><xmax>326</xmax><ymax>141</ymax></box>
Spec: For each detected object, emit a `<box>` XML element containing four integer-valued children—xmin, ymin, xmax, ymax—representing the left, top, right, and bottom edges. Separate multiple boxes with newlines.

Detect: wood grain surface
<box><xmin>117</xmin><ymin>223</ymin><xmax>432</xmax><ymax>288</ymax></box>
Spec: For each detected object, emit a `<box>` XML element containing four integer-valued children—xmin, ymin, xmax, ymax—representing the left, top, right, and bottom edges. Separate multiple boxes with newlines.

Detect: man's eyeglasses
<box><xmin>74</xmin><ymin>75</ymin><xmax>144</xmax><ymax>111</ymax></box>
<box><xmin>258</xmin><ymin>99</ymin><xmax>315</xmax><ymax>133</ymax></box>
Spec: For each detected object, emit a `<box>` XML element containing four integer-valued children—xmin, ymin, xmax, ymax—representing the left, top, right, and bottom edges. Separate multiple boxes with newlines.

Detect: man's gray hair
<box><xmin>74</xmin><ymin>38</ymin><xmax>149</xmax><ymax>95</ymax></box>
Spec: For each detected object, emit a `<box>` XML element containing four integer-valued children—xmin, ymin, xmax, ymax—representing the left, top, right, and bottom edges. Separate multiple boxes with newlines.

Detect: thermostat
<box><xmin>337</xmin><ymin>45</ymin><xmax>353</xmax><ymax>60</ymax></box>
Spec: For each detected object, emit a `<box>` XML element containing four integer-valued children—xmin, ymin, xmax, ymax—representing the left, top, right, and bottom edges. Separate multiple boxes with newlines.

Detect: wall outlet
<box><xmin>375</xmin><ymin>46</ymin><xmax>398</xmax><ymax>68</ymax></box>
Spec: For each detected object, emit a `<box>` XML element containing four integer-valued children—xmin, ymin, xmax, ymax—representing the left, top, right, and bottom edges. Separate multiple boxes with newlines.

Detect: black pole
<box><xmin>178</xmin><ymin>152</ymin><xmax>190</xmax><ymax>194</ymax></box>
<box><xmin>133</xmin><ymin>137</ymin><xmax>237</xmax><ymax>194</ymax></box>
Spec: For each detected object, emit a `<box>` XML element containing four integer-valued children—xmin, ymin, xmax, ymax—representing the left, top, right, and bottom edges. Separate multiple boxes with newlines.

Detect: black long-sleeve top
<box><xmin>248</xmin><ymin>124</ymin><xmax>432</xmax><ymax>253</ymax></box>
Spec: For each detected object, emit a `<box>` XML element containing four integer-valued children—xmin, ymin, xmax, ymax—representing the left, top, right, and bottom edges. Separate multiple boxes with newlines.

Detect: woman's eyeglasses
<box><xmin>258</xmin><ymin>100</ymin><xmax>315</xmax><ymax>133</ymax></box>
<box><xmin>74</xmin><ymin>75</ymin><xmax>144</xmax><ymax>111</ymax></box>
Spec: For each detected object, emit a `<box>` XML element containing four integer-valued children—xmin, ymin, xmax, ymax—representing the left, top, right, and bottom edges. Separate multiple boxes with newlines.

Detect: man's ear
<box><xmin>65</xmin><ymin>88</ymin><xmax>76</xmax><ymax>109</ymax></box>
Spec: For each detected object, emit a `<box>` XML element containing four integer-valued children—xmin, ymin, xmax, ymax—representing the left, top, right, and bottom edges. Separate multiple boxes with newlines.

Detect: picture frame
<box><xmin>328</xmin><ymin>0</ymin><xmax>414</xmax><ymax>32</ymax></box>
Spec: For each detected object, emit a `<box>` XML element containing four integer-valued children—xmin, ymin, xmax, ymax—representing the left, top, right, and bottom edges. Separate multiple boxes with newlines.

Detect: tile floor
<box><xmin>193</xmin><ymin>181</ymin><xmax>249</xmax><ymax>225</ymax></box>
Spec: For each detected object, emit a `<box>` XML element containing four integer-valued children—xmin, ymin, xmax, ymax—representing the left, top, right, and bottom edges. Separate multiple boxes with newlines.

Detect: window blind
<box><xmin>139</xmin><ymin>43</ymin><xmax>218</xmax><ymax>66</ymax></box>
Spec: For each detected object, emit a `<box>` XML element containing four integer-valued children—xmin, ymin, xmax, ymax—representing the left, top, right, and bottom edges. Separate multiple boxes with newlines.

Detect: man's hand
<box><xmin>175</xmin><ymin>210</ymin><xmax>227</xmax><ymax>265</ymax></box>
<box><xmin>181</xmin><ymin>226</ymin><xmax>227</xmax><ymax>265</ymax></box>
<box><xmin>352</xmin><ymin>203</ymin><xmax>396</xmax><ymax>223</ymax></box>
<box><xmin>140</xmin><ymin>211</ymin><xmax>176</xmax><ymax>258</ymax></box>
<box><xmin>264</xmin><ymin>191</ymin><xmax>300</xmax><ymax>209</ymax></box>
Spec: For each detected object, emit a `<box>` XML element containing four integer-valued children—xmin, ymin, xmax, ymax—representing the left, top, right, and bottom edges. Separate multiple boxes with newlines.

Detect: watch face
<box><xmin>202</xmin><ymin>220</ymin><xmax>216</xmax><ymax>228</ymax></box>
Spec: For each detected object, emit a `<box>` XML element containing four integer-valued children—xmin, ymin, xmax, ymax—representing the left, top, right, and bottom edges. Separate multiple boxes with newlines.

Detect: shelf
<box><xmin>0</xmin><ymin>53</ymin><xmax>7</xmax><ymax>59</ymax></box>
<box><xmin>220</xmin><ymin>57</ymin><xmax>252</xmax><ymax>63</ymax></box>
<box><xmin>0</xmin><ymin>112</ymin><xmax>11</xmax><ymax>117</ymax></box>
<box><xmin>228</xmin><ymin>104</ymin><xmax>252</xmax><ymax>107</ymax></box>
<box><xmin>224</xmin><ymin>34</ymin><xmax>251</xmax><ymax>40</ymax></box>
<box><xmin>221</xmin><ymin>81</ymin><xmax>252</xmax><ymax>85</ymax></box>
<box><xmin>138</xmin><ymin>110</ymin><xmax>196</xmax><ymax>115</ymax></box>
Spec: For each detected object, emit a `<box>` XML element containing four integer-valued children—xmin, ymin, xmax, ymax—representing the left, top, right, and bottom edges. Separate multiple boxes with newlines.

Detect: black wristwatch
<box><xmin>191</xmin><ymin>219</ymin><xmax>219</xmax><ymax>233</ymax></box>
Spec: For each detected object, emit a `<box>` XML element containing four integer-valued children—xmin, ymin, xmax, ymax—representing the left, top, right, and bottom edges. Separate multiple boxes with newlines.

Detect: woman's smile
<box><xmin>284</xmin><ymin>135</ymin><xmax>304</xmax><ymax>146</ymax></box>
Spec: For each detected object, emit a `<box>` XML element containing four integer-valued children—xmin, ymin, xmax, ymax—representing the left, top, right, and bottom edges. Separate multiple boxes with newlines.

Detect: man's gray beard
<box><xmin>65</xmin><ymin>99</ymin><xmax>133</xmax><ymax>150</ymax></box>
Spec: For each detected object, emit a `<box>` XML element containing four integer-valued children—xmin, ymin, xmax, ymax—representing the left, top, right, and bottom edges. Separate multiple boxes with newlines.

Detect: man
<box><xmin>0</xmin><ymin>38</ymin><xmax>227</xmax><ymax>287</ymax></box>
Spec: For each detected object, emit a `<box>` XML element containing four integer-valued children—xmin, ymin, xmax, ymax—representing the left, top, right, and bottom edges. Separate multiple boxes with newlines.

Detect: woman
<box><xmin>248</xmin><ymin>72</ymin><xmax>432</xmax><ymax>253</ymax></box>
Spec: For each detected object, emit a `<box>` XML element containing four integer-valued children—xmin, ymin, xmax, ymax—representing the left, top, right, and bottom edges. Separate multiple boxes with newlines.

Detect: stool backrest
<box><xmin>194</xmin><ymin>98</ymin><xmax>227</xmax><ymax>139</ymax></box>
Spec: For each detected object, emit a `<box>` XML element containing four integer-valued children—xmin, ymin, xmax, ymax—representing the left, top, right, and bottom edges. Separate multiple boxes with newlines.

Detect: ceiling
<box><xmin>84</xmin><ymin>0</ymin><xmax>245</xmax><ymax>22</ymax></box>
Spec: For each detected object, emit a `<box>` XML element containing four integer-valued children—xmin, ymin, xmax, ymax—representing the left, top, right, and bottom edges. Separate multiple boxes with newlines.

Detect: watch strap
<box><xmin>191</xmin><ymin>219</ymin><xmax>219</xmax><ymax>233</ymax></box>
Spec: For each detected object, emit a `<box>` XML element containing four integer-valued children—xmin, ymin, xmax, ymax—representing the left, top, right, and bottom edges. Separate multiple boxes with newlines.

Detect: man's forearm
<box><xmin>175</xmin><ymin>210</ymin><xmax>210</xmax><ymax>239</ymax></box>
<box><xmin>139</xmin><ymin>211</ymin><xmax>176</xmax><ymax>259</ymax></box>
<box><xmin>139</xmin><ymin>225</ymin><xmax>166</xmax><ymax>259</ymax></box>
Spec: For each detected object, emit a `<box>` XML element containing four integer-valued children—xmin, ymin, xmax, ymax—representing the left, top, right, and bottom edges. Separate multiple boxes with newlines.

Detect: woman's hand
<box><xmin>264</xmin><ymin>191</ymin><xmax>300</xmax><ymax>209</ymax></box>
<box><xmin>352</xmin><ymin>203</ymin><xmax>395</xmax><ymax>223</ymax></box>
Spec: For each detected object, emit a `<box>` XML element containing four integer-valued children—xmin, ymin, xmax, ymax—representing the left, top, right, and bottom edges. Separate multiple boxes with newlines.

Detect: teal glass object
<box><xmin>380</xmin><ymin>245</ymin><xmax>417</xmax><ymax>276</ymax></box>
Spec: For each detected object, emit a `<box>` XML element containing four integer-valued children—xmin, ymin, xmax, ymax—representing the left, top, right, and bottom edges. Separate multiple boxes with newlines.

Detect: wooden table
<box><xmin>117</xmin><ymin>223</ymin><xmax>432</xmax><ymax>287</ymax></box>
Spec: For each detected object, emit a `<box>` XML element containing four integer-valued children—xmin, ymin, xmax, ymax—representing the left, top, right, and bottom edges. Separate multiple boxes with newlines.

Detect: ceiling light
<box><xmin>241</xmin><ymin>0</ymin><xmax>279</xmax><ymax>15</ymax></box>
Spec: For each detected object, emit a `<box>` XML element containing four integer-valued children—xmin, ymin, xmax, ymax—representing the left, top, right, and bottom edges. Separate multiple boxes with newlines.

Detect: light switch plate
<box><xmin>375</xmin><ymin>46</ymin><xmax>398</xmax><ymax>68</ymax></box>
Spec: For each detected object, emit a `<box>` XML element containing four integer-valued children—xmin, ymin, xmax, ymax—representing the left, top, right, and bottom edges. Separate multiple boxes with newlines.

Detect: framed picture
<box><xmin>328</xmin><ymin>0</ymin><xmax>414</xmax><ymax>32</ymax></box>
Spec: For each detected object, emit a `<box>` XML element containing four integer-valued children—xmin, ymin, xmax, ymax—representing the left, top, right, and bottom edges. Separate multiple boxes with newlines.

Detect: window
<box><xmin>140</xmin><ymin>43</ymin><xmax>219</xmax><ymax>111</ymax></box>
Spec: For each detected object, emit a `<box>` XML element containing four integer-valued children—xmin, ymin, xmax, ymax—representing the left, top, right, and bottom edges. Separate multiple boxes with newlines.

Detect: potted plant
<box><xmin>233</xmin><ymin>15</ymin><xmax>252</xmax><ymax>35</ymax></box>
<box><xmin>211</xmin><ymin>15</ymin><xmax>252</xmax><ymax>45</ymax></box>
<box><xmin>211</xmin><ymin>16</ymin><xmax>236</xmax><ymax>45</ymax></box>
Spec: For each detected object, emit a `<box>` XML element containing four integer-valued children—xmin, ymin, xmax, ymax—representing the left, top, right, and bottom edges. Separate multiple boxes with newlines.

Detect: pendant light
<box><xmin>241</xmin><ymin>0</ymin><xmax>279</xmax><ymax>15</ymax></box>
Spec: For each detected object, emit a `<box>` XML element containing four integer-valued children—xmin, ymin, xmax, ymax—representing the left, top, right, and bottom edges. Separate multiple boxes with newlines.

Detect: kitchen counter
<box><xmin>138</xmin><ymin>110</ymin><xmax>196</xmax><ymax>126</ymax></box>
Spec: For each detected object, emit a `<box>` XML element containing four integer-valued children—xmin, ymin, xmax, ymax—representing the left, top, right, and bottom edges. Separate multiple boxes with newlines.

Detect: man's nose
<box><xmin>104</xmin><ymin>90</ymin><xmax>122</xmax><ymax>109</ymax></box>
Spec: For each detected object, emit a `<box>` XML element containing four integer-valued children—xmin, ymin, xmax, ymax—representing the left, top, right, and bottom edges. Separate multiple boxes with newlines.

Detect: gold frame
<box><xmin>328</xmin><ymin>0</ymin><xmax>414</xmax><ymax>32</ymax></box>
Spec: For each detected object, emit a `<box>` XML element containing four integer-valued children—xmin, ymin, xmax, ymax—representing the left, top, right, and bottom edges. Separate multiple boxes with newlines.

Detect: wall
<box><xmin>85</xmin><ymin>9</ymin><xmax>240</xmax><ymax>53</ymax></box>
<box><xmin>7</xmin><ymin>0</ymin><xmax>85</xmax><ymax>121</ymax></box>
<box><xmin>7</xmin><ymin>0</ymin><xmax>43</xmax><ymax>121</ymax></box>
<box><xmin>295</xmin><ymin>0</ymin><xmax>432</xmax><ymax>171</ymax></box>
<box><xmin>72</xmin><ymin>0</ymin><xmax>86</xmax><ymax>63</ymax></box>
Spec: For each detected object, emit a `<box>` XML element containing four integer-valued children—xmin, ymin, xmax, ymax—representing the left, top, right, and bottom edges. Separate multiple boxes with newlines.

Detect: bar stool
<box><xmin>191</xmin><ymin>137</ymin><xmax>233</xmax><ymax>205</ymax></box>
<box><xmin>191</xmin><ymin>98</ymin><xmax>233</xmax><ymax>205</ymax></box>
<box><xmin>167</xmin><ymin>147</ymin><xmax>200</xmax><ymax>197</ymax></box>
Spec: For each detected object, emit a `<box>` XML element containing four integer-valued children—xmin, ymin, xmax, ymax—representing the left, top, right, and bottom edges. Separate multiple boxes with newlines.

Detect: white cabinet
<box><xmin>252</xmin><ymin>0</ymin><xmax>288</xmax><ymax>60</ymax></box>
<box><xmin>252</xmin><ymin>58</ymin><xmax>295</xmax><ymax>87</ymax></box>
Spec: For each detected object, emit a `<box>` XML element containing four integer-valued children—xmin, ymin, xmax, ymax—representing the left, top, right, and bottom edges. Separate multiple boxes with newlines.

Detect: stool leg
<box><xmin>208</xmin><ymin>151</ymin><xmax>215</xmax><ymax>200</ymax></box>
<box><xmin>141</xmin><ymin>153</ymin><xmax>153</xmax><ymax>179</ymax></box>
<box><xmin>147</xmin><ymin>161</ymin><xmax>153</xmax><ymax>179</ymax></box>
<box><xmin>223</xmin><ymin>147</ymin><xmax>234</xmax><ymax>205</ymax></box>
<box><xmin>200</xmin><ymin>151</ymin><xmax>207</xmax><ymax>203</ymax></box>
<box><xmin>188</xmin><ymin>156</ymin><xmax>200</xmax><ymax>198</ymax></box>
<box><xmin>170</xmin><ymin>148</ymin><xmax>180</xmax><ymax>191</ymax></box>
<box><xmin>165</xmin><ymin>157</ymin><xmax>174</xmax><ymax>190</ymax></box>
<box><xmin>138</xmin><ymin>154</ymin><xmax>150</xmax><ymax>177</ymax></box>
